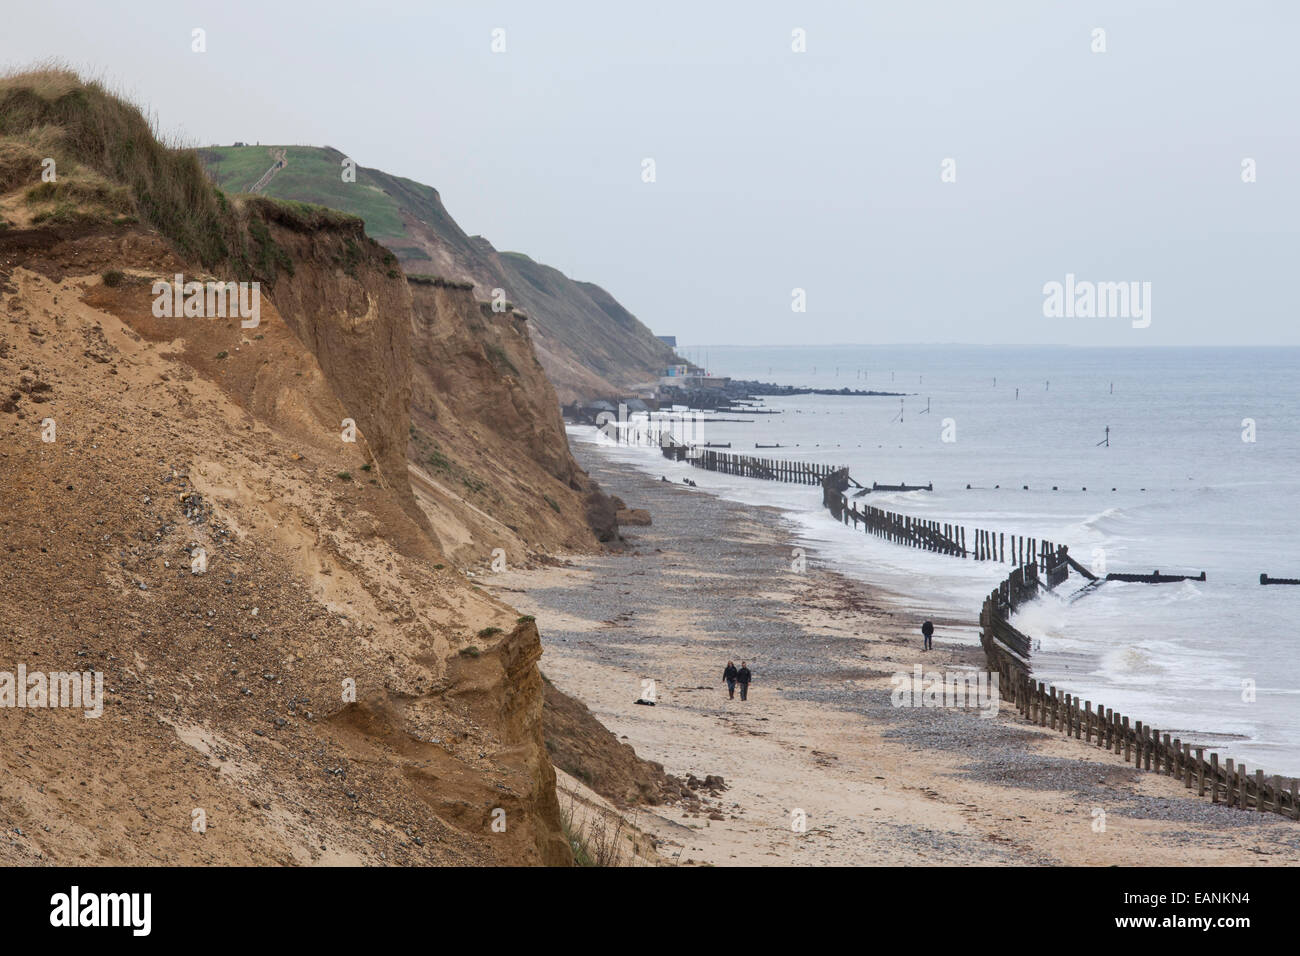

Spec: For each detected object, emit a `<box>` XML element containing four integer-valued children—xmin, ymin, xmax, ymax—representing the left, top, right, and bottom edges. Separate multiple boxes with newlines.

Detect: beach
<box><xmin>486</xmin><ymin>444</ymin><xmax>1300</xmax><ymax>866</ymax></box>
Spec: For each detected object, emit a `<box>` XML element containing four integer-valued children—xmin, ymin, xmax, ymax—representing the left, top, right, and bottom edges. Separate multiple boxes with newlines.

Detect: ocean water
<box><xmin>576</xmin><ymin>345</ymin><xmax>1300</xmax><ymax>776</ymax></box>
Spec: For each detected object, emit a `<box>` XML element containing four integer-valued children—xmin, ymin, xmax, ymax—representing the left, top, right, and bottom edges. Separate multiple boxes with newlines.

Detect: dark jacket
<box><xmin>921</xmin><ymin>621</ymin><xmax>934</xmax><ymax>637</ymax></box>
<box><xmin>736</xmin><ymin>667</ymin><xmax>752</xmax><ymax>684</ymax></box>
<box><xmin>723</xmin><ymin>664</ymin><xmax>738</xmax><ymax>682</ymax></box>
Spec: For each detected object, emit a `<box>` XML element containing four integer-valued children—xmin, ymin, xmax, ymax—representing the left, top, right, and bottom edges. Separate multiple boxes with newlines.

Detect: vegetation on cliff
<box><xmin>199</xmin><ymin>143</ymin><xmax>679</xmax><ymax>401</ymax></box>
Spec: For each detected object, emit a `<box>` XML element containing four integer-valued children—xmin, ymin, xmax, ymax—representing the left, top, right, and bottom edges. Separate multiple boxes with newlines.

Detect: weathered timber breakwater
<box><xmin>979</xmin><ymin>561</ymin><xmax>1300</xmax><ymax>821</ymax></box>
<box><xmin>667</xmin><ymin>446</ymin><xmax>846</xmax><ymax>485</ymax></box>
<box><xmin>659</xmin><ymin>440</ymin><xmax>1297</xmax><ymax>821</ymax></box>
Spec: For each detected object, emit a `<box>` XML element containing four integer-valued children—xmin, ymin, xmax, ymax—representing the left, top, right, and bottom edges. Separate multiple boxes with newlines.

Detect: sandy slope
<box><xmin>0</xmin><ymin>230</ymin><xmax>566</xmax><ymax>865</ymax></box>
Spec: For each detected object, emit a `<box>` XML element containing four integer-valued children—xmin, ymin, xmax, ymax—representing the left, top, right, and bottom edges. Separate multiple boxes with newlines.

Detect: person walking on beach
<box><xmin>921</xmin><ymin>620</ymin><xmax>934</xmax><ymax>652</ymax></box>
<box><xmin>736</xmin><ymin>662</ymin><xmax>752</xmax><ymax>701</ymax></box>
<box><xmin>723</xmin><ymin>661</ymin><xmax>738</xmax><ymax>699</ymax></box>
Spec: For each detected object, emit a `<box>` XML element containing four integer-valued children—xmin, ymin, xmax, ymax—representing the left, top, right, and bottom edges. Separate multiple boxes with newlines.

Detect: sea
<box><xmin>572</xmin><ymin>345</ymin><xmax>1300</xmax><ymax>776</ymax></box>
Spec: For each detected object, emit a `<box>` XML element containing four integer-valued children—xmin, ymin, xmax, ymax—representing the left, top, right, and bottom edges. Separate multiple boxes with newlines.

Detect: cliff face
<box><xmin>199</xmin><ymin>146</ymin><xmax>682</xmax><ymax>402</ymax></box>
<box><xmin>0</xmin><ymin>220</ymin><xmax>568</xmax><ymax>865</ymax></box>
<box><xmin>0</xmin><ymin>71</ymin><xmax>590</xmax><ymax>865</ymax></box>
<box><xmin>405</xmin><ymin>278</ymin><xmax>615</xmax><ymax>562</ymax></box>
<box><xmin>246</xmin><ymin>209</ymin><xmax>428</xmax><ymax>545</ymax></box>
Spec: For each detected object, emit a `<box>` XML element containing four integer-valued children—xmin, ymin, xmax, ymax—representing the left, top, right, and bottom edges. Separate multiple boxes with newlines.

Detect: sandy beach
<box><xmin>486</xmin><ymin>445</ymin><xmax>1300</xmax><ymax>866</ymax></box>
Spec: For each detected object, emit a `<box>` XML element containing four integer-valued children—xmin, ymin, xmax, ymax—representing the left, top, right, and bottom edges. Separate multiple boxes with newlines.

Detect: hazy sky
<box><xmin>4</xmin><ymin>1</ymin><xmax>1296</xmax><ymax>347</ymax></box>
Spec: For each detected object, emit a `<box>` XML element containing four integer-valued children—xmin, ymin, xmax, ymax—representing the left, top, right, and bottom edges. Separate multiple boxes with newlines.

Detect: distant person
<box><xmin>736</xmin><ymin>662</ymin><xmax>752</xmax><ymax>701</ymax></box>
<box><xmin>723</xmin><ymin>661</ymin><xmax>738</xmax><ymax>699</ymax></box>
<box><xmin>921</xmin><ymin>620</ymin><xmax>934</xmax><ymax>652</ymax></box>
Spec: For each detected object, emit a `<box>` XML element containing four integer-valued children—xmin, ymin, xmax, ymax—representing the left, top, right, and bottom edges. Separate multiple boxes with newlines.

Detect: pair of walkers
<box><xmin>722</xmin><ymin>661</ymin><xmax>752</xmax><ymax>700</ymax></box>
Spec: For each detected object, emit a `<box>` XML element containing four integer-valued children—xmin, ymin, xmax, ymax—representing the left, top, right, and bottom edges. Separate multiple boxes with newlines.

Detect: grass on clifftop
<box><xmin>200</xmin><ymin>144</ymin><xmax>406</xmax><ymax>237</ymax></box>
<box><xmin>0</xmin><ymin>65</ymin><xmax>371</xmax><ymax>279</ymax></box>
<box><xmin>0</xmin><ymin>66</ymin><xmax>233</xmax><ymax>263</ymax></box>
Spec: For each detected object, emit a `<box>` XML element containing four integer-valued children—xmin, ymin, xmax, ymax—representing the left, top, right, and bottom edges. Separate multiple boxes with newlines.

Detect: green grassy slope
<box><xmin>199</xmin><ymin>143</ymin><xmax>682</xmax><ymax>398</ymax></box>
<box><xmin>199</xmin><ymin>145</ymin><xmax>407</xmax><ymax>239</ymax></box>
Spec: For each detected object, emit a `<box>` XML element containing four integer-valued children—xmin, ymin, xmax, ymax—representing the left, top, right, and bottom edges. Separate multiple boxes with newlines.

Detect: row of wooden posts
<box><xmin>812</xmin><ymin>466</ymin><xmax>1295</xmax><ymax>822</ymax></box>
<box><xmin>685</xmin><ymin>452</ymin><xmax>1293</xmax><ymax>819</ymax></box>
<box><xmin>979</xmin><ymin>557</ymin><xmax>1300</xmax><ymax>820</ymax></box>
<box><xmin>827</xmin><ymin>485</ymin><xmax>1059</xmax><ymax>567</ymax></box>
<box><xmin>677</xmin><ymin>448</ymin><xmax>841</xmax><ymax>486</ymax></box>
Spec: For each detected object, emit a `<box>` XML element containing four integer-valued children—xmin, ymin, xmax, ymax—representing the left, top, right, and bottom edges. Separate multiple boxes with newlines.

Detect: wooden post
<box><xmin>1196</xmin><ymin>748</ymin><xmax>1205</xmax><ymax>796</ymax></box>
<box><xmin>1183</xmin><ymin>744</ymin><xmax>1192</xmax><ymax>788</ymax></box>
<box><xmin>1225</xmin><ymin>759</ymin><xmax>1236</xmax><ymax>806</ymax></box>
<box><xmin>1211</xmin><ymin>753</ymin><xmax>1220</xmax><ymax>803</ymax></box>
<box><xmin>1163</xmin><ymin>734</ymin><xmax>1172</xmax><ymax>774</ymax></box>
<box><xmin>1257</xmin><ymin>770</ymin><xmax>1266</xmax><ymax>813</ymax></box>
<box><xmin>1270</xmin><ymin>774</ymin><xmax>1281</xmax><ymax>814</ymax></box>
<box><xmin>1292</xmin><ymin>779</ymin><xmax>1299</xmax><ymax>821</ymax></box>
<box><xmin>1084</xmin><ymin>701</ymin><xmax>1092</xmax><ymax>743</ymax></box>
<box><xmin>1123</xmin><ymin>716</ymin><xmax>1131</xmax><ymax>762</ymax></box>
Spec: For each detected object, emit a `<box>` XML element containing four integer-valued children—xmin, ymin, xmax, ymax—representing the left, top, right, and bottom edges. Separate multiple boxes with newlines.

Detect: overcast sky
<box><xmin>4</xmin><ymin>0</ymin><xmax>1296</xmax><ymax>347</ymax></box>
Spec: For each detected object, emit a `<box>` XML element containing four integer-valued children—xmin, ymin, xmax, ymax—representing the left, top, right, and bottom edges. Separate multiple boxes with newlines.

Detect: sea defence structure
<box><xmin>669</xmin><ymin>446</ymin><xmax>846</xmax><ymax>486</ymax></box>
<box><xmin>660</xmin><ymin>441</ymin><xmax>1289</xmax><ymax>819</ymax></box>
<box><xmin>979</xmin><ymin>556</ymin><xmax>1300</xmax><ymax>820</ymax></box>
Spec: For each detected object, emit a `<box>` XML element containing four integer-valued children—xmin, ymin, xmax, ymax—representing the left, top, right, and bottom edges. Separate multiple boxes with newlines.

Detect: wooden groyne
<box><xmin>829</xmin><ymin>483</ymin><xmax>1061</xmax><ymax>568</ymax></box>
<box><xmin>1106</xmin><ymin>570</ymin><xmax>1206</xmax><ymax>583</ymax></box>
<box><xmin>980</xmin><ymin>555</ymin><xmax>1300</xmax><ymax>820</ymax></box>
<box><xmin>674</xmin><ymin>447</ymin><xmax>843</xmax><ymax>486</ymax></box>
<box><xmin>817</xmin><ymin>471</ymin><xmax>1282</xmax><ymax>819</ymax></box>
<box><xmin>659</xmin><ymin>441</ymin><xmax>1291</xmax><ymax>819</ymax></box>
<box><xmin>683</xmin><ymin>452</ymin><xmax>1198</xmax><ymax>579</ymax></box>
